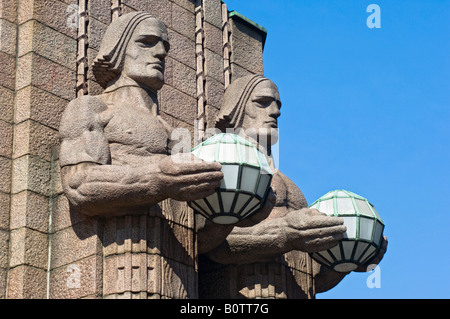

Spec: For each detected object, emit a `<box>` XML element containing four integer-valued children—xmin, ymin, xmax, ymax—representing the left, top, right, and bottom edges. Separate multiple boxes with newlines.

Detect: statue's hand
<box><xmin>284</xmin><ymin>208</ymin><xmax>346</xmax><ymax>253</ymax></box>
<box><xmin>158</xmin><ymin>153</ymin><xmax>223</xmax><ymax>201</ymax></box>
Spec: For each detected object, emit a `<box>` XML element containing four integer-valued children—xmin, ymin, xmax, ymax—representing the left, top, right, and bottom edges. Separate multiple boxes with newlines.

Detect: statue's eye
<box><xmin>136</xmin><ymin>35</ymin><xmax>159</xmax><ymax>47</ymax></box>
<box><xmin>252</xmin><ymin>97</ymin><xmax>273</xmax><ymax>108</ymax></box>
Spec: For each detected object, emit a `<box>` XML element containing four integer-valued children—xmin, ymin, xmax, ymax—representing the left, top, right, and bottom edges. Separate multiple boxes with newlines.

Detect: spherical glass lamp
<box><xmin>308</xmin><ymin>190</ymin><xmax>385</xmax><ymax>272</ymax></box>
<box><xmin>187</xmin><ymin>133</ymin><xmax>273</xmax><ymax>225</ymax></box>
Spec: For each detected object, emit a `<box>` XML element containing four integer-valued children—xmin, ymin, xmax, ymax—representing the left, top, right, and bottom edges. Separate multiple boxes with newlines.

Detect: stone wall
<box><xmin>0</xmin><ymin>0</ymin><xmax>266</xmax><ymax>298</ymax></box>
<box><xmin>1</xmin><ymin>0</ymin><xmax>78</xmax><ymax>298</ymax></box>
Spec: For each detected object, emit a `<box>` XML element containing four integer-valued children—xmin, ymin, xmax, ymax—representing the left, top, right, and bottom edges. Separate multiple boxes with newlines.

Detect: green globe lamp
<box><xmin>187</xmin><ymin>133</ymin><xmax>273</xmax><ymax>225</ymax></box>
<box><xmin>308</xmin><ymin>190</ymin><xmax>385</xmax><ymax>272</ymax></box>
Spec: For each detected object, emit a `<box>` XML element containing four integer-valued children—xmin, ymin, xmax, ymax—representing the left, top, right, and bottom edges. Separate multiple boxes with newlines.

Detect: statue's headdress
<box><xmin>215</xmin><ymin>75</ymin><xmax>269</xmax><ymax>131</ymax></box>
<box><xmin>92</xmin><ymin>12</ymin><xmax>158</xmax><ymax>88</ymax></box>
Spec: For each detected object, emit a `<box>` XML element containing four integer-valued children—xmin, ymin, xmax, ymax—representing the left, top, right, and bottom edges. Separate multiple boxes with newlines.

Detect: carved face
<box><xmin>242</xmin><ymin>80</ymin><xmax>281</xmax><ymax>145</ymax></box>
<box><xmin>122</xmin><ymin>18</ymin><xmax>170</xmax><ymax>92</ymax></box>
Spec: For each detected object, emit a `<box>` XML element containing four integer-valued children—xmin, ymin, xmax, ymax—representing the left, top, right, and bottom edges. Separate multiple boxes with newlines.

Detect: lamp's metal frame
<box><xmin>309</xmin><ymin>190</ymin><xmax>385</xmax><ymax>272</ymax></box>
<box><xmin>188</xmin><ymin>133</ymin><xmax>273</xmax><ymax>224</ymax></box>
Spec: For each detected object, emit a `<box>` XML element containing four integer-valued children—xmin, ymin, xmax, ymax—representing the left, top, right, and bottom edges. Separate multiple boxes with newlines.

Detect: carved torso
<box><xmin>99</xmin><ymin>93</ymin><xmax>171</xmax><ymax>166</ymax></box>
<box><xmin>59</xmin><ymin>88</ymin><xmax>196</xmax><ymax>298</ymax></box>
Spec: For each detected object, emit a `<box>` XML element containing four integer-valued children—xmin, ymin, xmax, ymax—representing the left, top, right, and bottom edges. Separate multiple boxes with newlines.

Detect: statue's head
<box><xmin>215</xmin><ymin>75</ymin><xmax>281</xmax><ymax>146</ymax></box>
<box><xmin>93</xmin><ymin>12</ymin><xmax>170</xmax><ymax>92</ymax></box>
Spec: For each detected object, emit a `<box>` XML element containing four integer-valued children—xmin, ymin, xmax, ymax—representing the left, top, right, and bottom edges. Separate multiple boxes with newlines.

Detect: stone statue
<box><xmin>198</xmin><ymin>75</ymin><xmax>388</xmax><ymax>298</ymax></box>
<box><xmin>58</xmin><ymin>12</ymin><xmax>230</xmax><ymax>298</ymax></box>
<box><xmin>58</xmin><ymin>11</ymin><xmax>386</xmax><ymax>298</ymax></box>
<box><xmin>59</xmin><ymin>12</ymin><xmax>223</xmax><ymax>216</ymax></box>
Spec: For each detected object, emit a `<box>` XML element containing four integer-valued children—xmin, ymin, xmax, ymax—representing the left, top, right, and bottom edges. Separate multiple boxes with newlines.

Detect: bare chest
<box><xmin>103</xmin><ymin>104</ymin><xmax>170</xmax><ymax>162</ymax></box>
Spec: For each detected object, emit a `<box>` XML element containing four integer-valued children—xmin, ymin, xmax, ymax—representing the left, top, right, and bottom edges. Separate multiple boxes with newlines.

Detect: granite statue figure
<box><xmin>198</xmin><ymin>75</ymin><xmax>388</xmax><ymax>298</ymax></box>
<box><xmin>59</xmin><ymin>12</ymin><xmax>224</xmax><ymax>217</ymax></box>
<box><xmin>58</xmin><ymin>11</ymin><xmax>233</xmax><ymax>299</ymax></box>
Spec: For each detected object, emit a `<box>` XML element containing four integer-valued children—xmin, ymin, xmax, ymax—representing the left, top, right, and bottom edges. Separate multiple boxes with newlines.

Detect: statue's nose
<box><xmin>269</xmin><ymin>101</ymin><xmax>281</xmax><ymax>118</ymax></box>
<box><xmin>153</xmin><ymin>41</ymin><xmax>167</xmax><ymax>60</ymax></box>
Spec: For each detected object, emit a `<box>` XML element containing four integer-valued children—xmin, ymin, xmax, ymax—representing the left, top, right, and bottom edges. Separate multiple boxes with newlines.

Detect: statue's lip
<box><xmin>148</xmin><ymin>62</ymin><xmax>164</xmax><ymax>71</ymax></box>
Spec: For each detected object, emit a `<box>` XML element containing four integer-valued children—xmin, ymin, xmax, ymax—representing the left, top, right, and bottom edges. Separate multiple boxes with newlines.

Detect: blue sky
<box><xmin>224</xmin><ymin>0</ymin><xmax>450</xmax><ymax>299</ymax></box>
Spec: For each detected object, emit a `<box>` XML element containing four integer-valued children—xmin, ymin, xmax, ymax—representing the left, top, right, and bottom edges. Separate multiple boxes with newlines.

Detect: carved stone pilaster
<box><xmin>102</xmin><ymin>200</ymin><xmax>197</xmax><ymax>299</ymax></box>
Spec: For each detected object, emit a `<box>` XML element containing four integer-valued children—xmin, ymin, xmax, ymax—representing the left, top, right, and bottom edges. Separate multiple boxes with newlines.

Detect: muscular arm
<box><xmin>207</xmin><ymin>207</ymin><xmax>345</xmax><ymax>264</ymax></box>
<box><xmin>206</xmin><ymin>210</ymin><xmax>291</xmax><ymax>264</ymax></box>
<box><xmin>206</xmin><ymin>172</ymin><xmax>345</xmax><ymax>264</ymax></box>
<box><xmin>61</xmin><ymin>162</ymin><xmax>167</xmax><ymax>216</ymax></box>
<box><xmin>62</xmin><ymin>155</ymin><xmax>223</xmax><ymax>217</ymax></box>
